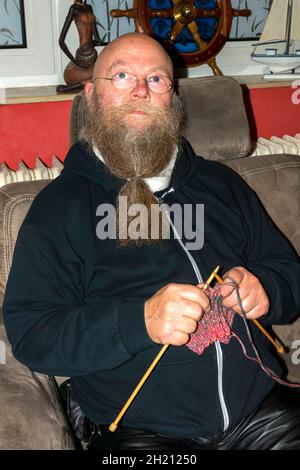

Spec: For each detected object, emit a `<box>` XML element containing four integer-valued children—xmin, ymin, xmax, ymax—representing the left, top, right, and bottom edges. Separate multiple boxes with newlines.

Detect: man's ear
<box><xmin>84</xmin><ymin>81</ymin><xmax>94</xmax><ymax>107</ymax></box>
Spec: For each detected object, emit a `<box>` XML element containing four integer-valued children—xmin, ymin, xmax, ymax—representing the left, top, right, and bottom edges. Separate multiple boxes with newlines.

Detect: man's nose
<box><xmin>131</xmin><ymin>79</ymin><xmax>151</xmax><ymax>99</ymax></box>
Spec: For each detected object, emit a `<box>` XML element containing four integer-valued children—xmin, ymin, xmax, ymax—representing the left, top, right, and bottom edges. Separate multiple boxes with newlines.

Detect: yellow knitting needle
<box><xmin>109</xmin><ymin>266</ymin><xmax>220</xmax><ymax>432</ymax></box>
<box><xmin>213</xmin><ymin>272</ymin><xmax>284</xmax><ymax>354</ymax></box>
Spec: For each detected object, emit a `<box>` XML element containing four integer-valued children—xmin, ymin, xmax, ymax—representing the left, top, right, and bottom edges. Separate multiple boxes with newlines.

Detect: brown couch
<box><xmin>0</xmin><ymin>76</ymin><xmax>299</xmax><ymax>449</ymax></box>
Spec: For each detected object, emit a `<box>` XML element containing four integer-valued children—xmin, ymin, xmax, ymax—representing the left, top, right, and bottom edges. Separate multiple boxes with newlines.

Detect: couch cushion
<box><xmin>0</xmin><ymin>180</ymin><xmax>51</xmax><ymax>303</ymax></box>
<box><xmin>177</xmin><ymin>76</ymin><xmax>252</xmax><ymax>160</ymax></box>
<box><xmin>0</xmin><ymin>308</ymin><xmax>76</xmax><ymax>449</ymax></box>
<box><xmin>69</xmin><ymin>76</ymin><xmax>252</xmax><ymax>161</ymax></box>
<box><xmin>224</xmin><ymin>153</ymin><xmax>300</xmax><ymax>383</ymax></box>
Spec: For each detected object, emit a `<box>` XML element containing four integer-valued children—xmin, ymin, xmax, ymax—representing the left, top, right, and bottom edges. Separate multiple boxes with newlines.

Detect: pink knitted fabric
<box><xmin>185</xmin><ymin>284</ymin><xmax>300</xmax><ymax>388</ymax></box>
<box><xmin>186</xmin><ymin>286</ymin><xmax>234</xmax><ymax>355</ymax></box>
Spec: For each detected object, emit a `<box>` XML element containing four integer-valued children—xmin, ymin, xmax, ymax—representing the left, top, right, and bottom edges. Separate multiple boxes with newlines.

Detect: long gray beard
<box><xmin>80</xmin><ymin>90</ymin><xmax>184</xmax><ymax>247</ymax></box>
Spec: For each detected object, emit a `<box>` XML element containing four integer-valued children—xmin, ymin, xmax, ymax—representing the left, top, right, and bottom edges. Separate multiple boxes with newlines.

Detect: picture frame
<box><xmin>0</xmin><ymin>0</ymin><xmax>27</xmax><ymax>49</ymax></box>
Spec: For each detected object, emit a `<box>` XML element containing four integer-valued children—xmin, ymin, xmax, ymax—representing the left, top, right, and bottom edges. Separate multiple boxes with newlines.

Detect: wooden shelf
<box><xmin>235</xmin><ymin>74</ymin><xmax>297</xmax><ymax>89</ymax></box>
<box><xmin>0</xmin><ymin>75</ymin><xmax>297</xmax><ymax>105</ymax></box>
<box><xmin>0</xmin><ymin>86</ymin><xmax>76</xmax><ymax>105</ymax></box>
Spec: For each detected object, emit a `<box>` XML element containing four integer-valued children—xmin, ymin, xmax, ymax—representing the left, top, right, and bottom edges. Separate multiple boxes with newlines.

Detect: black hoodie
<box><xmin>3</xmin><ymin>140</ymin><xmax>300</xmax><ymax>437</ymax></box>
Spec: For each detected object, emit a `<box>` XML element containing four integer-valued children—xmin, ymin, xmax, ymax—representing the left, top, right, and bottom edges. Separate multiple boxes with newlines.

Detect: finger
<box><xmin>196</xmin><ymin>282</ymin><xmax>211</xmax><ymax>290</ymax></box>
<box><xmin>222</xmin><ymin>290</ymin><xmax>252</xmax><ymax>313</ymax></box>
<box><xmin>220</xmin><ymin>268</ymin><xmax>244</xmax><ymax>298</ymax></box>
<box><xmin>179</xmin><ymin>286</ymin><xmax>210</xmax><ymax>313</ymax></box>
<box><xmin>176</xmin><ymin>317</ymin><xmax>198</xmax><ymax>335</ymax></box>
<box><xmin>223</xmin><ymin>267</ymin><xmax>244</xmax><ymax>284</ymax></box>
<box><xmin>222</xmin><ymin>286</ymin><xmax>269</xmax><ymax>319</ymax></box>
<box><xmin>181</xmin><ymin>299</ymin><xmax>206</xmax><ymax>321</ymax></box>
<box><xmin>220</xmin><ymin>283</ymin><xmax>235</xmax><ymax>298</ymax></box>
<box><xmin>197</xmin><ymin>281</ymin><xmax>218</xmax><ymax>291</ymax></box>
<box><xmin>243</xmin><ymin>298</ymin><xmax>270</xmax><ymax>320</ymax></box>
<box><xmin>245</xmin><ymin>304</ymin><xmax>265</xmax><ymax>320</ymax></box>
<box><xmin>170</xmin><ymin>330</ymin><xmax>190</xmax><ymax>346</ymax></box>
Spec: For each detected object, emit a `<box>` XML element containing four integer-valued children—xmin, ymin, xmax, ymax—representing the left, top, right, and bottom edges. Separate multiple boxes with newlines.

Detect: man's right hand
<box><xmin>144</xmin><ymin>283</ymin><xmax>210</xmax><ymax>345</ymax></box>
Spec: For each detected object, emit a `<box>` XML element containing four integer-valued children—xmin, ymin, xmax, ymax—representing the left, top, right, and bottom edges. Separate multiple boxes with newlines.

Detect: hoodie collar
<box><xmin>92</xmin><ymin>144</ymin><xmax>178</xmax><ymax>194</ymax></box>
<box><xmin>62</xmin><ymin>138</ymin><xmax>201</xmax><ymax>195</ymax></box>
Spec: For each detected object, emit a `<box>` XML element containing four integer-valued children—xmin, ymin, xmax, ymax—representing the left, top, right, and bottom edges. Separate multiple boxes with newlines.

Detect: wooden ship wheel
<box><xmin>111</xmin><ymin>0</ymin><xmax>251</xmax><ymax>75</ymax></box>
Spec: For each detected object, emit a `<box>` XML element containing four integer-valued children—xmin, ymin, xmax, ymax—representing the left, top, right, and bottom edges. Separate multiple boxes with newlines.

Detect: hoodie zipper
<box><xmin>160</xmin><ymin>191</ymin><xmax>230</xmax><ymax>432</ymax></box>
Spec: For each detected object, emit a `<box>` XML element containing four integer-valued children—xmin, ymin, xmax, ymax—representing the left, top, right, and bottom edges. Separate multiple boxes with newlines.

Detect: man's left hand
<box><xmin>220</xmin><ymin>266</ymin><xmax>269</xmax><ymax>320</ymax></box>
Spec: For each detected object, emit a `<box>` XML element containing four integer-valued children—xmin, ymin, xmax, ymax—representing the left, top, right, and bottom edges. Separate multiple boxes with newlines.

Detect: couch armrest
<box><xmin>0</xmin><ymin>181</ymin><xmax>51</xmax><ymax>304</ymax></box>
<box><xmin>224</xmin><ymin>153</ymin><xmax>300</xmax><ymax>254</ymax></box>
<box><xmin>0</xmin><ymin>308</ymin><xmax>76</xmax><ymax>450</ymax></box>
<box><xmin>272</xmin><ymin>321</ymin><xmax>300</xmax><ymax>383</ymax></box>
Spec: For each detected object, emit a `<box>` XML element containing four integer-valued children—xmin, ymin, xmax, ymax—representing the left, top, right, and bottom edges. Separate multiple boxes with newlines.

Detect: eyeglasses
<box><xmin>93</xmin><ymin>72</ymin><xmax>173</xmax><ymax>95</ymax></box>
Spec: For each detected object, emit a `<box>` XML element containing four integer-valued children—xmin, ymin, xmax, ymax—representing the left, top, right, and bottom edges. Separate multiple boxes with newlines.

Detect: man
<box><xmin>3</xmin><ymin>33</ymin><xmax>300</xmax><ymax>450</ymax></box>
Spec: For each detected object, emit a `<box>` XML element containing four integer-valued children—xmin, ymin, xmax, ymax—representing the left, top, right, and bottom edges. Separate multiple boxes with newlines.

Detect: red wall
<box><xmin>0</xmin><ymin>100</ymin><xmax>72</xmax><ymax>170</ymax></box>
<box><xmin>1</xmin><ymin>84</ymin><xmax>300</xmax><ymax>169</ymax></box>
<box><xmin>243</xmin><ymin>85</ymin><xmax>300</xmax><ymax>141</ymax></box>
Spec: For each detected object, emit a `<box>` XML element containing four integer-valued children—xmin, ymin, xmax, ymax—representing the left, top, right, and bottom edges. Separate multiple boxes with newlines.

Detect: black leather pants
<box><xmin>86</xmin><ymin>385</ymin><xmax>300</xmax><ymax>450</ymax></box>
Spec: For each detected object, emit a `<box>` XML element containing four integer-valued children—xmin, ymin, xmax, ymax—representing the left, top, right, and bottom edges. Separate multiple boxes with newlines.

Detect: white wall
<box><xmin>187</xmin><ymin>41</ymin><xmax>266</xmax><ymax>78</ymax></box>
<box><xmin>0</xmin><ymin>0</ymin><xmax>266</xmax><ymax>89</ymax></box>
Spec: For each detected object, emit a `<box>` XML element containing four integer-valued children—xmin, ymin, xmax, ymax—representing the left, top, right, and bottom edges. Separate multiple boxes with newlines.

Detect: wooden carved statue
<box><xmin>57</xmin><ymin>0</ymin><xmax>102</xmax><ymax>94</ymax></box>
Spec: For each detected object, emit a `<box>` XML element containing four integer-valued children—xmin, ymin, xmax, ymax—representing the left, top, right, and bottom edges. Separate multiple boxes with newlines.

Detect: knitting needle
<box><xmin>213</xmin><ymin>272</ymin><xmax>284</xmax><ymax>354</ymax></box>
<box><xmin>109</xmin><ymin>266</ymin><xmax>220</xmax><ymax>432</ymax></box>
<box><xmin>202</xmin><ymin>265</ymin><xmax>220</xmax><ymax>290</ymax></box>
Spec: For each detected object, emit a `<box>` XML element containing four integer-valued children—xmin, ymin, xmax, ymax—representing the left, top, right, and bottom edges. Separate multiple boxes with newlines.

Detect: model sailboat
<box><xmin>251</xmin><ymin>0</ymin><xmax>300</xmax><ymax>79</ymax></box>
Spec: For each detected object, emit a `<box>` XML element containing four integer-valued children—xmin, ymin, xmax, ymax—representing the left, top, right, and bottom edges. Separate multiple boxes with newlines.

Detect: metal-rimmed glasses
<box><xmin>92</xmin><ymin>71</ymin><xmax>173</xmax><ymax>94</ymax></box>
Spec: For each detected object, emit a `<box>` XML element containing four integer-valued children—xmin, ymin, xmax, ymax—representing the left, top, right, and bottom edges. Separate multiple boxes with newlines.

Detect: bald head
<box><xmin>93</xmin><ymin>33</ymin><xmax>173</xmax><ymax>80</ymax></box>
